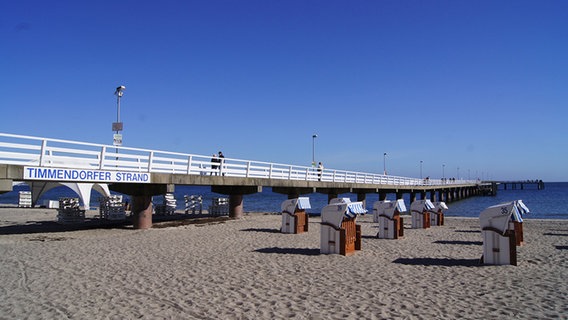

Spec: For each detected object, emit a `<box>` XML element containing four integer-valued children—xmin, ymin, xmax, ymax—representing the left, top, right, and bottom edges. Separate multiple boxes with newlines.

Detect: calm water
<box><xmin>1</xmin><ymin>182</ymin><xmax>567</xmax><ymax>219</ymax></box>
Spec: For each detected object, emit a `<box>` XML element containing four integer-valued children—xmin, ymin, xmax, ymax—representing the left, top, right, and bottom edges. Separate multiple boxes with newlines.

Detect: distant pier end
<box><xmin>495</xmin><ymin>180</ymin><xmax>545</xmax><ymax>190</ymax></box>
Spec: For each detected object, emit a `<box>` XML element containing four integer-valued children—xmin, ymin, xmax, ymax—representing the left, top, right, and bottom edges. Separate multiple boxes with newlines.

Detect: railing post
<box><xmin>246</xmin><ymin>161</ymin><xmax>252</xmax><ymax>178</ymax></box>
<box><xmin>305</xmin><ymin>167</ymin><xmax>310</xmax><ymax>181</ymax></box>
<box><xmin>148</xmin><ymin>152</ymin><xmax>154</xmax><ymax>172</ymax></box>
<box><xmin>187</xmin><ymin>155</ymin><xmax>192</xmax><ymax>174</ymax></box>
<box><xmin>99</xmin><ymin>146</ymin><xmax>106</xmax><ymax>170</ymax></box>
<box><xmin>269</xmin><ymin>163</ymin><xmax>273</xmax><ymax>179</ymax></box>
<box><xmin>39</xmin><ymin>139</ymin><xmax>48</xmax><ymax>166</ymax></box>
<box><xmin>288</xmin><ymin>166</ymin><xmax>293</xmax><ymax>180</ymax></box>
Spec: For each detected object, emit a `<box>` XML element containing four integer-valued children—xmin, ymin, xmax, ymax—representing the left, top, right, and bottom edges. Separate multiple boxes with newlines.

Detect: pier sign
<box><xmin>24</xmin><ymin>166</ymin><xmax>151</xmax><ymax>183</ymax></box>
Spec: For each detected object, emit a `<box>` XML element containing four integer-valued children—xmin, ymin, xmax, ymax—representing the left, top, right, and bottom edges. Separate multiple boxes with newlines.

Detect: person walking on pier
<box><xmin>318</xmin><ymin>162</ymin><xmax>324</xmax><ymax>181</ymax></box>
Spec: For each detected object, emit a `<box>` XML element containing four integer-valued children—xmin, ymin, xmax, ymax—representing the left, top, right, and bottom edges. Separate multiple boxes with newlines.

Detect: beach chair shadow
<box><xmin>393</xmin><ymin>257</ymin><xmax>481</xmax><ymax>267</ymax></box>
<box><xmin>454</xmin><ymin>230</ymin><xmax>481</xmax><ymax>233</ymax></box>
<box><xmin>543</xmin><ymin>232</ymin><xmax>568</xmax><ymax>237</ymax></box>
<box><xmin>255</xmin><ymin>247</ymin><xmax>320</xmax><ymax>255</ymax></box>
<box><xmin>240</xmin><ymin>228</ymin><xmax>281</xmax><ymax>233</ymax></box>
<box><xmin>555</xmin><ymin>245</ymin><xmax>568</xmax><ymax>250</ymax></box>
<box><xmin>0</xmin><ymin>220</ymin><xmax>130</xmax><ymax>235</ymax></box>
<box><xmin>433</xmin><ymin>240</ymin><xmax>483</xmax><ymax>246</ymax></box>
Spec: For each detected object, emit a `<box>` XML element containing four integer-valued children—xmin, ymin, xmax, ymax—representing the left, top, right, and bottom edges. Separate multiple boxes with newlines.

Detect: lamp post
<box><xmin>442</xmin><ymin>164</ymin><xmax>446</xmax><ymax>183</ymax></box>
<box><xmin>457</xmin><ymin>167</ymin><xmax>460</xmax><ymax>180</ymax></box>
<box><xmin>420</xmin><ymin>160</ymin><xmax>423</xmax><ymax>179</ymax></box>
<box><xmin>383</xmin><ymin>152</ymin><xmax>387</xmax><ymax>175</ymax></box>
<box><xmin>113</xmin><ymin>86</ymin><xmax>126</xmax><ymax>149</ymax></box>
<box><xmin>312</xmin><ymin>134</ymin><xmax>317</xmax><ymax>167</ymax></box>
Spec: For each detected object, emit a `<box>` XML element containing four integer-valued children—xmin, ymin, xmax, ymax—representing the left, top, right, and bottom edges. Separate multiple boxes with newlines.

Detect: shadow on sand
<box><xmin>433</xmin><ymin>240</ymin><xmax>483</xmax><ymax>246</ymax></box>
<box><xmin>255</xmin><ymin>247</ymin><xmax>320</xmax><ymax>256</ymax></box>
<box><xmin>393</xmin><ymin>257</ymin><xmax>481</xmax><ymax>267</ymax></box>
<box><xmin>0</xmin><ymin>214</ymin><xmax>232</xmax><ymax>235</ymax></box>
<box><xmin>240</xmin><ymin>228</ymin><xmax>281</xmax><ymax>233</ymax></box>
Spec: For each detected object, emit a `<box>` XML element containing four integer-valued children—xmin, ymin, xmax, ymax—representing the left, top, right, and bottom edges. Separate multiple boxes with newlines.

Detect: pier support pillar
<box><xmin>420</xmin><ymin>191</ymin><xmax>427</xmax><ymax>200</ymax></box>
<box><xmin>396</xmin><ymin>191</ymin><xmax>404</xmax><ymax>200</ymax></box>
<box><xmin>356</xmin><ymin>192</ymin><xmax>367</xmax><ymax>208</ymax></box>
<box><xmin>108</xmin><ymin>183</ymin><xmax>168</xmax><ymax>230</ymax></box>
<box><xmin>131</xmin><ymin>195</ymin><xmax>153</xmax><ymax>230</ymax></box>
<box><xmin>211</xmin><ymin>186</ymin><xmax>262</xmax><ymax>219</ymax></box>
<box><xmin>328</xmin><ymin>192</ymin><xmax>338</xmax><ymax>203</ymax></box>
<box><xmin>379</xmin><ymin>192</ymin><xmax>387</xmax><ymax>201</ymax></box>
<box><xmin>430</xmin><ymin>191</ymin><xmax>437</xmax><ymax>202</ymax></box>
<box><xmin>410</xmin><ymin>192</ymin><xmax>417</xmax><ymax>203</ymax></box>
<box><xmin>229</xmin><ymin>194</ymin><xmax>244</xmax><ymax>219</ymax></box>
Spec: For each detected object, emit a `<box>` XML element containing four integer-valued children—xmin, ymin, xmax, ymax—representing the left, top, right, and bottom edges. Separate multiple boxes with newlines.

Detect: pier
<box><xmin>495</xmin><ymin>180</ymin><xmax>545</xmax><ymax>190</ymax></box>
<box><xmin>1</xmin><ymin>133</ymin><xmax>492</xmax><ymax>229</ymax></box>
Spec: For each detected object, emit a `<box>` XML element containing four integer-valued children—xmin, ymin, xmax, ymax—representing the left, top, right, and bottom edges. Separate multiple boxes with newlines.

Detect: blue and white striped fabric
<box><xmin>345</xmin><ymin>202</ymin><xmax>367</xmax><ymax>218</ymax></box>
<box><xmin>511</xmin><ymin>205</ymin><xmax>523</xmax><ymax>223</ymax></box>
<box><xmin>297</xmin><ymin>197</ymin><xmax>311</xmax><ymax>210</ymax></box>
<box><xmin>515</xmin><ymin>200</ymin><xmax>530</xmax><ymax>215</ymax></box>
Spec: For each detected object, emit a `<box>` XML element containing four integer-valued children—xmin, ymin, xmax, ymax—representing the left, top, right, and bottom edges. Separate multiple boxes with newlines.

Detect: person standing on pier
<box><xmin>211</xmin><ymin>154</ymin><xmax>218</xmax><ymax>175</ymax></box>
<box><xmin>218</xmin><ymin>151</ymin><xmax>225</xmax><ymax>176</ymax></box>
<box><xmin>318</xmin><ymin>162</ymin><xmax>324</xmax><ymax>181</ymax></box>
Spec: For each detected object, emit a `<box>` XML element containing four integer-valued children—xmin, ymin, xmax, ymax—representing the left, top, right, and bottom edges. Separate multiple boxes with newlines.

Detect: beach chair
<box><xmin>479</xmin><ymin>200</ymin><xmax>530</xmax><ymax>265</ymax></box>
<box><xmin>280</xmin><ymin>197</ymin><xmax>311</xmax><ymax>234</ymax></box>
<box><xmin>320</xmin><ymin>202</ymin><xmax>367</xmax><ymax>256</ymax></box>
<box><xmin>410</xmin><ymin>199</ymin><xmax>435</xmax><ymax>229</ymax></box>
<box><xmin>18</xmin><ymin>191</ymin><xmax>32</xmax><ymax>208</ymax></box>
<box><xmin>184</xmin><ymin>195</ymin><xmax>203</xmax><ymax>214</ymax></box>
<box><xmin>99</xmin><ymin>195</ymin><xmax>126</xmax><ymax>220</ymax></box>
<box><xmin>209</xmin><ymin>197</ymin><xmax>229</xmax><ymax>216</ymax></box>
<box><xmin>154</xmin><ymin>193</ymin><xmax>177</xmax><ymax>215</ymax></box>
<box><xmin>429</xmin><ymin>201</ymin><xmax>448</xmax><ymax>226</ymax></box>
<box><xmin>373</xmin><ymin>199</ymin><xmax>406</xmax><ymax>239</ymax></box>
<box><xmin>57</xmin><ymin>197</ymin><xmax>85</xmax><ymax>224</ymax></box>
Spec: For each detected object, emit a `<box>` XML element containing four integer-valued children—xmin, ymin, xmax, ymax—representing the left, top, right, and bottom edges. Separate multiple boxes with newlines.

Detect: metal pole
<box><xmin>383</xmin><ymin>152</ymin><xmax>387</xmax><ymax>175</ymax></box>
<box><xmin>114</xmin><ymin>85</ymin><xmax>125</xmax><ymax>160</ymax></box>
<box><xmin>312</xmin><ymin>134</ymin><xmax>317</xmax><ymax>167</ymax></box>
<box><xmin>420</xmin><ymin>160</ymin><xmax>423</xmax><ymax>179</ymax></box>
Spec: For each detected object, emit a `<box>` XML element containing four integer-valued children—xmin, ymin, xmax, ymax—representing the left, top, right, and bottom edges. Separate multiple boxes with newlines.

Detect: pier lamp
<box><xmin>383</xmin><ymin>152</ymin><xmax>387</xmax><ymax>175</ymax></box>
<box><xmin>442</xmin><ymin>164</ymin><xmax>445</xmax><ymax>180</ymax></box>
<box><xmin>113</xmin><ymin>86</ymin><xmax>126</xmax><ymax>142</ymax></box>
<box><xmin>420</xmin><ymin>160</ymin><xmax>423</xmax><ymax>179</ymax></box>
<box><xmin>312</xmin><ymin>134</ymin><xmax>318</xmax><ymax>167</ymax></box>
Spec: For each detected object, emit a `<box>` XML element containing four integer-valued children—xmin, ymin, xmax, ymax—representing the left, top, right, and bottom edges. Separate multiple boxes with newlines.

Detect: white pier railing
<box><xmin>0</xmin><ymin>133</ymin><xmax>474</xmax><ymax>186</ymax></box>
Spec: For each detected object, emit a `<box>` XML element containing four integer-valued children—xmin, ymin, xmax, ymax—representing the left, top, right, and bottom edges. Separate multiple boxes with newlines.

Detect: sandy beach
<box><xmin>0</xmin><ymin>207</ymin><xmax>566</xmax><ymax>320</ymax></box>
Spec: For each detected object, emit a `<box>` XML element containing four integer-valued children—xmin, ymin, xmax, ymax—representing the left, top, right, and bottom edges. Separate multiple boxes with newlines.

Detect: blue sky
<box><xmin>1</xmin><ymin>1</ymin><xmax>567</xmax><ymax>181</ymax></box>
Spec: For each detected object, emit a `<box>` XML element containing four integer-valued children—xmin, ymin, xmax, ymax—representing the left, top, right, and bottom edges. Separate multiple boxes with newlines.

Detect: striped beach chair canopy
<box><xmin>281</xmin><ymin>197</ymin><xmax>311</xmax><ymax>214</ymax></box>
<box><xmin>345</xmin><ymin>202</ymin><xmax>367</xmax><ymax>218</ymax></box>
<box><xmin>321</xmin><ymin>201</ymin><xmax>367</xmax><ymax>229</ymax></box>
<box><xmin>433</xmin><ymin>201</ymin><xmax>449</xmax><ymax>211</ymax></box>
<box><xmin>297</xmin><ymin>197</ymin><xmax>311</xmax><ymax>210</ymax></box>
<box><xmin>329</xmin><ymin>197</ymin><xmax>351</xmax><ymax>205</ymax></box>
<box><xmin>514</xmin><ymin>200</ymin><xmax>530</xmax><ymax>215</ymax></box>
<box><xmin>410</xmin><ymin>199</ymin><xmax>435</xmax><ymax>213</ymax></box>
<box><xmin>480</xmin><ymin>200</ymin><xmax>530</xmax><ymax>234</ymax></box>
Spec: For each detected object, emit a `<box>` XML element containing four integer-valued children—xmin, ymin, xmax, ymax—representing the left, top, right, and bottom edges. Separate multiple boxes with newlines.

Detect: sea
<box><xmin>1</xmin><ymin>182</ymin><xmax>567</xmax><ymax>220</ymax></box>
